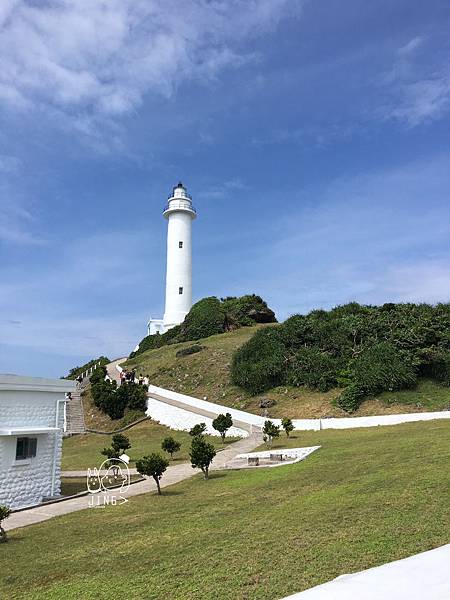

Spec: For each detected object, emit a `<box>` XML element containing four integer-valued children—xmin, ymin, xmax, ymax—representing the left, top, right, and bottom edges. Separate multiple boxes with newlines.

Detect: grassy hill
<box><xmin>3</xmin><ymin>420</ymin><xmax>450</xmax><ymax>599</ymax></box>
<box><xmin>124</xmin><ymin>326</ymin><xmax>450</xmax><ymax>418</ymax></box>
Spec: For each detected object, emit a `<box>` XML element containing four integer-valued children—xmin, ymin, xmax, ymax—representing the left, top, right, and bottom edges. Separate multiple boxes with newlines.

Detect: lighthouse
<box><xmin>148</xmin><ymin>182</ymin><xmax>196</xmax><ymax>335</ymax></box>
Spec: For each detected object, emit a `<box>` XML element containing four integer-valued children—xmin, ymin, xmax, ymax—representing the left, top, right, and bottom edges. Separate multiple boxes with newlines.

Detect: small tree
<box><xmin>161</xmin><ymin>436</ymin><xmax>181</xmax><ymax>460</ymax></box>
<box><xmin>0</xmin><ymin>505</ymin><xmax>11</xmax><ymax>543</ymax></box>
<box><xmin>136</xmin><ymin>453</ymin><xmax>169</xmax><ymax>495</ymax></box>
<box><xmin>281</xmin><ymin>417</ymin><xmax>294</xmax><ymax>437</ymax></box>
<box><xmin>262</xmin><ymin>420</ymin><xmax>280</xmax><ymax>447</ymax></box>
<box><xmin>189</xmin><ymin>423</ymin><xmax>207</xmax><ymax>437</ymax></box>
<box><xmin>101</xmin><ymin>433</ymin><xmax>131</xmax><ymax>462</ymax></box>
<box><xmin>212</xmin><ymin>413</ymin><xmax>233</xmax><ymax>442</ymax></box>
<box><xmin>190</xmin><ymin>436</ymin><xmax>216</xmax><ymax>479</ymax></box>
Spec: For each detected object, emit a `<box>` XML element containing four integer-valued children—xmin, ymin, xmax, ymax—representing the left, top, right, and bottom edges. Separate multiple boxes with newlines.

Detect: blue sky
<box><xmin>1</xmin><ymin>0</ymin><xmax>450</xmax><ymax>378</ymax></box>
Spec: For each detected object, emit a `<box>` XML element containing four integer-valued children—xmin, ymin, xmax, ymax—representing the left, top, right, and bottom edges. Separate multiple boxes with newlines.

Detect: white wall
<box><xmin>0</xmin><ymin>390</ymin><xmax>64</xmax><ymax>509</ymax></box>
<box><xmin>147</xmin><ymin>385</ymin><xmax>450</xmax><ymax>432</ymax></box>
<box><xmin>164</xmin><ymin>210</ymin><xmax>193</xmax><ymax>328</ymax></box>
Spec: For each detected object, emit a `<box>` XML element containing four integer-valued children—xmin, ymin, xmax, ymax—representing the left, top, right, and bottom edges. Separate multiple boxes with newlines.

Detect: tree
<box><xmin>212</xmin><ymin>413</ymin><xmax>233</xmax><ymax>442</ymax></box>
<box><xmin>262</xmin><ymin>420</ymin><xmax>280</xmax><ymax>447</ymax></box>
<box><xmin>161</xmin><ymin>436</ymin><xmax>181</xmax><ymax>460</ymax></box>
<box><xmin>0</xmin><ymin>505</ymin><xmax>11</xmax><ymax>543</ymax></box>
<box><xmin>101</xmin><ymin>433</ymin><xmax>131</xmax><ymax>462</ymax></box>
<box><xmin>281</xmin><ymin>417</ymin><xmax>294</xmax><ymax>437</ymax></box>
<box><xmin>189</xmin><ymin>423</ymin><xmax>207</xmax><ymax>437</ymax></box>
<box><xmin>136</xmin><ymin>453</ymin><xmax>169</xmax><ymax>495</ymax></box>
<box><xmin>190</xmin><ymin>436</ymin><xmax>216</xmax><ymax>479</ymax></box>
<box><xmin>116</xmin><ymin>381</ymin><xmax>148</xmax><ymax>412</ymax></box>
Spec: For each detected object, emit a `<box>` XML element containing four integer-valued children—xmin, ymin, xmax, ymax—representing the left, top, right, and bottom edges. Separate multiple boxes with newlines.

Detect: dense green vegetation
<box><xmin>130</xmin><ymin>295</ymin><xmax>276</xmax><ymax>358</ymax></box>
<box><xmin>232</xmin><ymin>302</ymin><xmax>450</xmax><ymax>411</ymax></box>
<box><xmin>124</xmin><ymin>326</ymin><xmax>450</xmax><ymax>418</ymax></box>
<box><xmin>3</xmin><ymin>420</ymin><xmax>450</xmax><ymax>599</ymax></box>
<box><xmin>64</xmin><ymin>356</ymin><xmax>110</xmax><ymax>380</ymax></box>
<box><xmin>89</xmin><ymin>366</ymin><xmax>147</xmax><ymax>420</ymax></box>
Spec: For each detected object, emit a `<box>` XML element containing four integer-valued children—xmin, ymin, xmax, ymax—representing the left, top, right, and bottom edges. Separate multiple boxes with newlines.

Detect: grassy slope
<box><xmin>62</xmin><ymin>420</ymin><xmax>237</xmax><ymax>471</ymax></box>
<box><xmin>124</xmin><ymin>326</ymin><xmax>450</xmax><ymax>418</ymax></box>
<box><xmin>2</xmin><ymin>420</ymin><xmax>450</xmax><ymax>599</ymax></box>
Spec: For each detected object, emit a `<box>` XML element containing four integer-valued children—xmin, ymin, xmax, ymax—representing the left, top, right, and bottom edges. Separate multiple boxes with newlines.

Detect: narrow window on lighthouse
<box><xmin>179</xmin><ymin>241</ymin><xmax>183</xmax><ymax>248</ymax></box>
<box><xmin>179</xmin><ymin>287</ymin><xmax>183</xmax><ymax>294</ymax></box>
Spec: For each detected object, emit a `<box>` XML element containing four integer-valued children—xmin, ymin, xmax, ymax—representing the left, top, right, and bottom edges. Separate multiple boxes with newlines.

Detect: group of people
<box><xmin>119</xmin><ymin>369</ymin><xmax>149</xmax><ymax>387</ymax></box>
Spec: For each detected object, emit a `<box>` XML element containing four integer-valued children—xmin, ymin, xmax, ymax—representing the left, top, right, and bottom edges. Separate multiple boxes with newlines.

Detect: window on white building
<box><xmin>16</xmin><ymin>437</ymin><xmax>37</xmax><ymax>460</ymax></box>
<box><xmin>179</xmin><ymin>287</ymin><xmax>183</xmax><ymax>294</ymax></box>
<box><xmin>179</xmin><ymin>241</ymin><xmax>183</xmax><ymax>248</ymax></box>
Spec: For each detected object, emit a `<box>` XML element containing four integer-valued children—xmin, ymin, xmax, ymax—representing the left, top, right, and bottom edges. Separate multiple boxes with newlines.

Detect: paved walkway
<box><xmin>282</xmin><ymin>543</ymin><xmax>450</xmax><ymax>599</ymax></box>
<box><xmin>5</xmin><ymin>433</ymin><xmax>262</xmax><ymax>531</ymax></box>
<box><xmin>106</xmin><ymin>357</ymin><xmax>126</xmax><ymax>384</ymax></box>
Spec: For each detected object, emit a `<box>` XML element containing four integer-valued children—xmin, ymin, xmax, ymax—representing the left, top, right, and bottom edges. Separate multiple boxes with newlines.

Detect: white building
<box><xmin>148</xmin><ymin>182</ymin><xmax>197</xmax><ymax>335</ymax></box>
<box><xmin>0</xmin><ymin>374</ymin><xmax>75</xmax><ymax>509</ymax></box>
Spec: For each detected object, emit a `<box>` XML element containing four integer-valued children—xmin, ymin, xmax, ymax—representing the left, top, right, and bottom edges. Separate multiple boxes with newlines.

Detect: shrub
<box><xmin>176</xmin><ymin>344</ymin><xmax>205</xmax><ymax>358</ymax></box>
<box><xmin>91</xmin><ymin>379</ymin><xmax>116</xmax><ymax>413</ymax></box>
<box><xmin>101</xmin><ymin>434</ymin><xmax>131</xmax><ymax>462</ymax></box>
<box><xmin>136</xmin><ymin>453</ymin><xmax>169</xmax><ymax>495</ymax></box>
<box><xmin>212</xmin><ymin>413</ymin><xmax>233</xmax><ymax>442</ymax></box>
<box><xmin>90</xmin><ymin>365</ymin><xmax>108</xmax><ymax>385</ymax></box>
<box><xmin>429</xmin><ymin>351</ymin><xmax>450</xmax><ymax>386</ymax></box>
<box><xmin>222</xmin><ymin>294</ymin><xmax>277</xmax><ymax>328</ymax></box>
<box><xmin>116</xmin><ymin>382</ymin><xmax>148</xmax><ymax>413</ymax></box>
<box><xmin>189</xmin><ymin>436</ymin><xmax>216</xmax><ymax>479</ymax></box>
<box><xmin>181</xmin><ymin>297</ymin><xmax>225</xmax><ymax>340</ymax></box>
<box><xmin>189</xmin><ymin>423</ymin><xmax>207</xmax><ymax>437</ymax></box>
<box><xmin>0</xmin><ymin>505</ymin><xmax>11</xmax><ymax>543</ymax></box>
<box><xmin>281</xmin><ymin>417</ymin><xmax>294</xmax><ymax>437</ymax></box>
<box><xmin>231</xmin><ymin>327</ymin><xmax>286</xmax><ymax>394</ymax></box>
<box><xmin>161</xmin><ymin>436</ymin><xmax>181</xmax><ymax>460</ymax></box>
<box><xmin>336</xmin><ymin>383</ymin><xmax>366</xmax><ymax>413</ymax></box>
<box><xmin>262</xmin><ymin>420</ymin><xmax>280</xmax><ymax>446</ymax></box>
<box><xmin>352</xmin><ymin>342</ymin><xmax>417</xmax><ymax>395</ymax></box>
<box><xmin>287</xmin><ymin>347</ymin><xmax>339</xmax><ymax>392</ymax></box>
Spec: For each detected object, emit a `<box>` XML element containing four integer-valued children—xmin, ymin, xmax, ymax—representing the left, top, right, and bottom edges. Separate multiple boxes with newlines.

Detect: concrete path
<box><xmin>106</xmin><ymin>357</ymin><xmax>127</xmax><ymax>384</ymax></box>
<box><xmin>5</xmin><ymin>433</ymin><xmax>262</xmax><ymax>531</ymax></box>
<box><xmin>282</xmin><ymin>543</ymin><xmax>450</xmax><ymax>600</ymax></box>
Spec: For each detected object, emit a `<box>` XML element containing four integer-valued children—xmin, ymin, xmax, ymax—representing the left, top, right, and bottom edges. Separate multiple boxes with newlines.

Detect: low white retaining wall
<box><xmin>281</xmin><ymin>543</ymin><xmax>450</xmax><ymax>599</ymax></box>
<box><xmin>147</xmin><ymin>384</ymin><xmax>450</xmax><ymax>432</ymax></box>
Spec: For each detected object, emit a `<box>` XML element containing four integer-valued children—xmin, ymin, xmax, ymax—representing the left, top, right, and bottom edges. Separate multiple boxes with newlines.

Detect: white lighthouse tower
<box><xmin>148</xmin><ymin>182</ymin><xmax>196</xmax><ymax>335</ymax></box>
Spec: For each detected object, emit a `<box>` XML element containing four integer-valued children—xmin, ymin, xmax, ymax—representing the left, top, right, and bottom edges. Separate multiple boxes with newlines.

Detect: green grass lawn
<box><xmin>3</xmin><ymin>420</ymin><xmax>450</xmax><ymax>599</ymax></box>
<box><xmin>124</xmin><ymin>326</ymin><xmax>450</xmax><ymax>418</ymax></box>
<box><xmin>62</xmin><ymin>419</ymin><xmax>237</xmax><ymax>471</ymax></box>
<box><xmin>60</xmin><ymin>475</ymin><xmax>143</xmax><ymax>496</ymax></box>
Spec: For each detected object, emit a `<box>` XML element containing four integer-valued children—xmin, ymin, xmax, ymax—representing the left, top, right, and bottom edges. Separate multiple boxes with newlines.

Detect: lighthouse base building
<box><xmin>148</xmin><ymin>183</ymin><xmax>196</xmax><ymax>336</ymax></box>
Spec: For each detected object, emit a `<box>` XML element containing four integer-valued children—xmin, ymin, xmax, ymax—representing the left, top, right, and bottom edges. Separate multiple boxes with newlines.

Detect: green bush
<box><xmin>181</xmin><ymin>297</ymin><xmax>226</xmax><ymax>340</ymax></box>
<box><xmin>116</xmin><ymin>383</ymin><xmax>148</xmax><ymax>413</ymax></box>
<box><xmin>336</xmin><ymin>384</ymin><xmax>366</xmax><ymax>413</ymax></box>
<box><xmin>222</xmin><ymin>294</ymin><xmax>277</xmax><ymax>328</ymax></box>
<box><xmin>231</xmin><ymin>327</ymin><xmax>286</xmax><ymax>394</ymax></box>
<box><xmin>287</xmin><ymin>347</ymin><xmax>339</xmax><ymax>392</ymax></box>
<box><xmin>89</xmin><ymin>365</ymin><xmax>107</xmax><ymax>385</ymax></box>
<box><xmin>430</xmin><ymin>351</ymin><xmax>450</xmax><ymax>386</ymax></box>
<box><xmin>352</xmin><ymin>342</ymin><xmax>417</xmax><ymax>395</ymax></box>
<box><xmin>176</xmin><ymin>344</ymin><xmax>205</xmax><ymax>358</ymax></box>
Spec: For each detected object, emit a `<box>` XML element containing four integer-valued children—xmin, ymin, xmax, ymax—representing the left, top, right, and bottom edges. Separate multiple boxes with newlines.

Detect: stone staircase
<box><xmin>65</xmin><ymin>388</ymin><xmax>86</xmax><ymax>434</ymax></box>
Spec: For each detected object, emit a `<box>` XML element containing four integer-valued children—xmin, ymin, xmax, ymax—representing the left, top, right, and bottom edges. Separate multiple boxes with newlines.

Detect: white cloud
<box><xmin>197</xmin><ymin>178</ymin><xmax>249</xmax><ymax>200</ymax></box>
<box><xmin>0</xmin><ymin>0</ymin><xmax>302</xmax><ymax>124</ymax></box>
<box><xmin>380</xmin><ymin>36</ymin><xmax>450</xmax><ymax>127</ymax></box>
